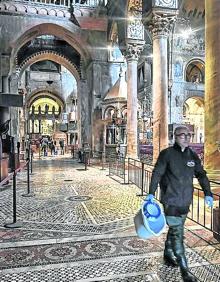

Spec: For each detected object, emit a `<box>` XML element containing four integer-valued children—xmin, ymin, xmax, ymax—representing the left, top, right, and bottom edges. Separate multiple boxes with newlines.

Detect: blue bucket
<box><xmin>134</xmin><ymin>200</ymin><xmax>166</xmax><ymax>239</ymax></box>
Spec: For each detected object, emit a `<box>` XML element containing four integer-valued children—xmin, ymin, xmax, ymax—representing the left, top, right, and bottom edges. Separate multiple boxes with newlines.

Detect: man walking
<box><xmin>147</xmin><ymin>126</ymin><xmax>213</xmax><ymax>282</ymax></box>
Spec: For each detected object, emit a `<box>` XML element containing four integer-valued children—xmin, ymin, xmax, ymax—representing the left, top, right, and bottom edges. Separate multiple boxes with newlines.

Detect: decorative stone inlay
<box><xmin>66</xmin><ymin>195</ymin><xmax>92</xmax><ymax>202</ymax></box>
<box><xmin>1</xmin><ymin>249</ymin><xmax>35</xmax><ymax>264</ymax></box>
<box><xmin>148</xmin><ymin>13</ymin><xmax>176</xmax><ymax>38</ymax></box>
<box><xmin>127</xmin><ymin>18</ymin><xmax>144</xmax><ymax>40</ymax></box>
<box><xmin>128</xmin><ymin>0</ymin><xmax>142</xmax><ymax>11</ymax></box>
<box><xmin>85</xmin><ymin>241</ymin><xmax>116</xmax><ymax>256</ymax></box>
<box><xmin>127</xmin><ymin>1</ymin><xmax>144</xmax><ymax>40</ymax></box>
<box><xmin>123</xmin><ymin>237</ymin><xmax>148</xmax><ymax>251</ymax></box>
<box><xmin>44</xmin><ymin>245</ymin><xmax>77</xmax><ymax>260</ymax></box>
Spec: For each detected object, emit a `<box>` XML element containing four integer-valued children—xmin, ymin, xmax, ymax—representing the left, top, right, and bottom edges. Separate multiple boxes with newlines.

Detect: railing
<box><xmin>139</xmin><ymin>143</ymin><xmax>204</xmax><ymax>165</ymax></box>
<box><xmin>7</xmin><ymin>0</ymin><xmax>106</xmax><ymax>8</ymax></box>
<box><xmin>188</xmin><ymin>186</ymin><xmax>220</xmax><ymax>238</ymax></box>
<box><xmin>125</xmin><ymin>158</ymin><xmax>220</xmax><ymax>239</ymax></box>
<box><xmin>0</xmin><ymin>155</ymin><xmax>33</xmax><ymax>228</ymax></box>
<box><xmin>128</xmin><ymin>158</ymin><xmax>153</xmax><ymax>196</ymax></box>
<box><xmin>8</xmin><ymin>0</ymin><xmax>71</xmax><ymax>7</ymax></box>
<box><xmin>108</xmin><ymin>154</ymin><xmax>126</xmax><ymax>183</ymax></box>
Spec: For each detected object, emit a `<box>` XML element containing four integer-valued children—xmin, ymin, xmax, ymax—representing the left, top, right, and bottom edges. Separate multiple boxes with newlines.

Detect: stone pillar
<box><xmin>39</xmin><ymin>120</ymin><xmax>41</xmax><ymax>134</ymax></box>
<box><xmin>67</xmin><ymin>133</ymin><xmax>71</xmax><ymax>145</ymax></box>
<box><xmin>124</xmin><ymin>41</ymin><xmax>144</xmax><ymax>159</ymax></box>
<box><xmin>78</xmin><ymin>79</ymin><xmax>90</xmax><ymax>147</ymax></box>
<box><xmin>0</xmin><ymin>76</ymin><xmax>10</xmax><ymax>127</ymax></box>
<box><xmin>149</xmin><ymin>14</ymin><xmax>175</xmax><ymax>162</ymax></box>
<box><xmin>8</xmin><ymin>72</ymin><xmax>19</xmax><ymax>141</ymax></box>
<box><xmin>31</xmin><ymin>120</ymin><xmax>34</xmax><ymax>134</ymax></box>
<box><xmin>2</xmin><ymin>76</ymin><xmax>9</xmax><ymax>93</ymax></box>
<box><xmin>205</xmin><ymin>0</ymin><xmax>220</xmax><ymax>176</ymax></box>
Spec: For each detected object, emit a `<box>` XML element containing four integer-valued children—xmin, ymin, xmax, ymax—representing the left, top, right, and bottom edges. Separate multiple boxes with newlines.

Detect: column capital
<box><xmin>124</xmin><ymin>39</ymin><xmax>145</xmax><ymax>62</ymax></box>
<box><xmin>148</xmin><ymin>13</ymin><xmax>176</xmax><ymax>38</ymax></box>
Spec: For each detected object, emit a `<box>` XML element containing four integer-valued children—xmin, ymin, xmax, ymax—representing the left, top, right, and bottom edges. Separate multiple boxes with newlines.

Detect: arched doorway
<box><xmin>183</xmin><ymin>97</ymin><xmax>204</xmax><ymax>143</ymax></box>
<box><xmin>18</xmin><ymin>53</ymin><xmax>79</xmax><ymax>151</ymax></box>
<box><xmin>28</xmin><ymin>95</ymin><xmax>62</xmax><ymax>136</ymax></box>
<box><xmin>12</xmin><ymin>23</ymin><xmax>92</xmax><ymax>148</ymax></box>
<box><xmin>185</xmin><ymin>60</ymin><xmax>205</xmax><ymax>83</ymax></box>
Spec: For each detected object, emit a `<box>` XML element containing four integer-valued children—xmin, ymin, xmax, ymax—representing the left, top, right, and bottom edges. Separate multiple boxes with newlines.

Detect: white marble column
<box><xmin>205</xmin><ymin>0</ymin><xmax>220</xmax><ymax>175</ymax></box>
<box><xmin>125</xmin><ymin>41</ymin><xmax>144</xmax><ymax>159</ymax></box>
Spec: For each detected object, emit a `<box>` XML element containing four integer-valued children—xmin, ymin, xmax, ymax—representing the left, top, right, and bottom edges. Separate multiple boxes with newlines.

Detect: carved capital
<box><xmin>148</xmin><ymin>13</ymin><xmax>176</xmax><ymax>38</ymax></box>
<box><xmin>124</xmin><ymin>40</ymin><xmax>145</xmax><ymax>62</ymax></box>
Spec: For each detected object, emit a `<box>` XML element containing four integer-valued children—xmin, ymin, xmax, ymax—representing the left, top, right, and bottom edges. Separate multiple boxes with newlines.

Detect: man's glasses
<box><xmin>175</xmin><ymin>133</ymin><xmax>191</xmax><ymax>139</ymax></box>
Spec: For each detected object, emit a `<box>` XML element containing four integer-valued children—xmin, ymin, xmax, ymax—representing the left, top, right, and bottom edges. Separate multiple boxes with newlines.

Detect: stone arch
<box><xmin>26</xmin><ymin>89</ymin><xmax>65</xmax><ymax>110</ymax></box>
<box><xmin>10</xmin><ymin>22</ymin><xmax>92</xmax><ymax>74</ymax></box>
<box><xmin>184</xmin><ymin>58</ymin><xmax>205</xmax><ymax>83</ymax></box>
<box><xmin>18</xmin><ymin>50</ymin><xmax>80</xmax><ymax>81</ymax></box>
<box><xmin>103</xmin><ymin>106</ymin><xmax>115</xmax><ymax>120</ymax></box>
<box><xmin>182</xmin><ymin>96</ymin><xmax>204</xmax><ymax>143</ymax></box>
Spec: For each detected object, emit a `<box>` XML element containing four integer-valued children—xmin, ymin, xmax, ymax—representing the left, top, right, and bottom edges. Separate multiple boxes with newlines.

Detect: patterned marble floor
<box><xmin>0</xmin><ymin>155</ymin><xmax>219</xmax><ymax>281</ymax></box>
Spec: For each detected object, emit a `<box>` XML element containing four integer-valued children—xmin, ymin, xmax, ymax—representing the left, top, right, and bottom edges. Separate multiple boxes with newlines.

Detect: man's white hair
<box><xmin>174</xmin><ymin>126</ymin><xmax>189</xmax><ymax>135</ymax></box>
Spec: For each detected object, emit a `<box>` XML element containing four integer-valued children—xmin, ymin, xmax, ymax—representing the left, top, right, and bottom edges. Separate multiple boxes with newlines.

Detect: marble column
<box><xmin>149</xmin><ymin>14</ymin><xmax>175</xmax><ymax>162</ymax></box>
<box><xmin>205</xmin><ymin>0</ymin><xmax>220</xmax><ymax>176</ymax></box>
<box><xmin>78</xmin><ymin>79</ymin><xmax>89</xmax><ymax>147</ymax></box>
<box><xmin>125</xmin><ymin>41</ymin><xmax>144</xmax><ymax>159</ymax></box>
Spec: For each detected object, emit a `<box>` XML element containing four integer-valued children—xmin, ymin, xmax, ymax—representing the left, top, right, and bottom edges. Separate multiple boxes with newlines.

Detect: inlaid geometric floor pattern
<box><xmin>0</xmin><ymin>156</ymin><xmax>219</xmax><ymax>281</ymax></box>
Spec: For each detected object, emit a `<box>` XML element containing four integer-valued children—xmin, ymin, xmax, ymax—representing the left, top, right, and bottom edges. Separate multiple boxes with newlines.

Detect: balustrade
<box><xmin>7</xmin><ymin>0</ymin><xmax>107</xmax><ymax>8</ymax></box>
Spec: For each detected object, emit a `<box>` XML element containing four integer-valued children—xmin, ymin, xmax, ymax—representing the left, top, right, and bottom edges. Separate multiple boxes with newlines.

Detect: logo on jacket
<box><xmin>187</xmin><ymin>160</ymin><xmax>195</xmax><ymax>167</ymax></box>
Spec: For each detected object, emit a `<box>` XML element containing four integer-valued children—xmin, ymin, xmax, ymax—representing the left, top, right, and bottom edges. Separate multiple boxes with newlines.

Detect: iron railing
<box><xmin>108</xmin><ymin>155</ymin><xmax>126</xmax><ymax>183</ymax></box>
<box><xmin>109</xmin><ymin>157</ymin><xmax>220</xmax><ymax>239</ymax></box>
<box><xmin>128</xmin><ymin>158</ymin><xmax>155</xmax><ymax>196</ymax></box>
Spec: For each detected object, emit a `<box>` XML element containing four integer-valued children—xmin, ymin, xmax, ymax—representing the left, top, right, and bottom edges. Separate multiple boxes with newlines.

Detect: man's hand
<box><xmin>205</xmin><ymin>196</ymin><xmax>213</xmax><ymax>208</ymax></box>
<box><xmin>145</xmin><ymin>194</ymin><xmax>155</xmax><ymax>202</ymax></box>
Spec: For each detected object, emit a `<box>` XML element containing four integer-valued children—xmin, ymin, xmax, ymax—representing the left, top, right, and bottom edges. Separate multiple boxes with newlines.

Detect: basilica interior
<box><xmin>0</xmin><ymin>0</ymin><xmax>220</xmax><ymax>281</ymax></box>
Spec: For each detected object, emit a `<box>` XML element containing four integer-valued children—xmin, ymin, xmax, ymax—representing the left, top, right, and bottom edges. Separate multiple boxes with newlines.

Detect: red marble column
<box><xmin>125</xmin><ymin>41</ymin><xmax>144</xmax><ymax>159</ymax></box>
<box><xmin>149</xmin><ymin>15</ymin><xmax>175</xmax><ymax>162</ymax></box>
<box><xmin>205</xmin><ymin>0</ymin><xmax>220</xmax><ymax>175</ymax></box>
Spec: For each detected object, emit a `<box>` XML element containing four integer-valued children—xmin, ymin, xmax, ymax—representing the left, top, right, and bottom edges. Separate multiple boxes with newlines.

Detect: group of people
<box><xmin>40</xmin><ymin>138</ymin><xmax>65</xmax><ymax>156</ymax></box>
<box><xmin>146</xmin><ymin>126</ymin><xmax>213</xmax><ymax>282</ymax></box>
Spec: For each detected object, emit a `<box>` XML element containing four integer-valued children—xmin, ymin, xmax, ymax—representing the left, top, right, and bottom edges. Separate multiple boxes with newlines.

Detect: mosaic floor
<box><xmin>0</xmin><ymin>155</ymin><xmax>219</xmax><ymax>281</ymax></box>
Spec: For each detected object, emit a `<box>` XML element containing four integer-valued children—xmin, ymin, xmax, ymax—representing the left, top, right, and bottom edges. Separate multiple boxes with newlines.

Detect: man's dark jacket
<box><xmin>149</xmin><ymin>143</ymin><xmax>212</xmax><ymax>207</ymax></box>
